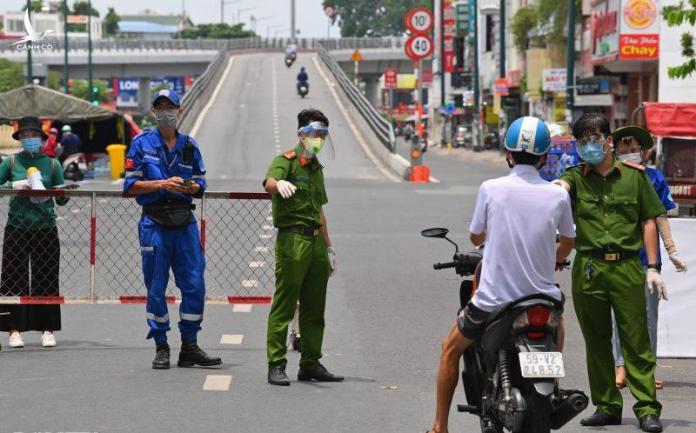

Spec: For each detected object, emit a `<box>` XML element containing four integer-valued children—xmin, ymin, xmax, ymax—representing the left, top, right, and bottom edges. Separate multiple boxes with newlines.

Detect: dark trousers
<box><xmin>0</xmin><ymin>226</ymin><xmax>61</xmax><ymax>332</ymax></box>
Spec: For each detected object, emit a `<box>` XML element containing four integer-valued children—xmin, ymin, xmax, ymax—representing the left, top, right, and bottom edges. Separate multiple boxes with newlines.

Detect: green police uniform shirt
<box><xmin>559</xmin><ymin>159</ymin><xmax>665</xmax><ymax>253</ymax></box>
<box><xmin>264</xmin><ymin>145</ymin><xmax>328</xmax><ymax>229</ymax></box>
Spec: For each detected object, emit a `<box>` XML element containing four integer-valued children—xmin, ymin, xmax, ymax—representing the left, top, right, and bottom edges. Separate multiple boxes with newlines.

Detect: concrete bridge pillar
<box><xmin>363</xmin><ymin>76</ymin><xmax>381</xmax><ymax>108</ymax></box>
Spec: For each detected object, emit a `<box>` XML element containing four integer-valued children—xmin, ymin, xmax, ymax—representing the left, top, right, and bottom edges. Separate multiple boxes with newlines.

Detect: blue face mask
<box><xmin>20</xmin><ymin>137</ymin><xmax>42</xmax><ymax>154</ymax></box>
<box><xmin>577</xmin><ymin>139</ymin><xmax>606</xmax><ymax>165</ymax></box>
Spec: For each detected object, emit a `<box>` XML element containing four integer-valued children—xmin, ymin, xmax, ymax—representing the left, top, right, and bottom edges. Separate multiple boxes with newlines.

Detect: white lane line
<box><xmin>233</xmin><ymin>304</ymin><xmax>253</xmax><ymax>313</ymax></box>
<box><xmin>220</xmin><ymin>334</ymin><xmax>244</xmax><ymax>345</ymax></box>
<box><xmin>312</xmin><ymin>56</ymin><xmax>400</xmax><ymax>183</ymax></box>
<box><xmin>242</xmin><ymin>279</ymin><xmax>259</xmax><ymax>288</ymax></box>
<box><xmin>190</xmin><ymin>56</ymin><xmax>236</xmax><ymax>137</ymax></box>
<box><xmin>202</xmin><ymin>375</ymin><xmax>232</xmax><ymax>391</ymax></box>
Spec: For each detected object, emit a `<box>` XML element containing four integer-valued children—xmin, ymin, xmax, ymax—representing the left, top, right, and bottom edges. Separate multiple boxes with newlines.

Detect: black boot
<box><xmin>152</xmin><ymin>342</ymin><xmax>170</xmax><ymax>370</ymax></box>
<box><xmin>298</xmin><ymin>363</ymin><xmax>344</xmax><ymax>382</ymax></box>
<box><xmin>580</xmin><ymin>412</ymin><xmax>621</xmax><ymax>426</ymax></box>
<box><xmin>177</xmin><ymin>341</ymin><xmax>222</xmax><ymax>367</ymax></box>
<box><xmin>268</xmin><ymin>365</ymin><xmax>291</xmax><ymax>386</ymax></box>
<box><xmin>640</xmin><ymin>415</ymin><xmax>663</xmax><ymax>433</ymax></box>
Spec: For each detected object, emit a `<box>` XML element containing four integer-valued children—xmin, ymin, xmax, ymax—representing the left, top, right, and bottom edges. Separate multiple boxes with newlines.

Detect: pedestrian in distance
<box><xmin>610</xmin><ymin>126</ymin><xmax>688</xmax><ymax>391</ymax></box>
<box><xmin>58</xmin><ymin>124</ymin><xmax>81</xmax><ymax>164</ymax></box>
<box><xmin>263</xmin><ymin>108</ymin><xmax>342</xmax><ymax>386</ymax></box>
<box><xmin>42</xmin><ymin>127</ymin><xmax>58</xmax><ymax>158</ymax></box>
<box><xmin>123</xmin><ymin>89</ymin><xmax>221</xmax><ymax>370</ymax></box>
<box><xmin>0</xmin><ymin>116</ymin><xmax>69</xmax><ymax>349</ymax></box>
<box><xmin>554</xmin><ymin>113</ymin><xmax>665</xmax><ymax>432</ymax></box>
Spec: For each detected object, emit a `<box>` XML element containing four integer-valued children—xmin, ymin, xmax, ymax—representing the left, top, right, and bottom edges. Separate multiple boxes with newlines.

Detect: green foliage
<box><xmin>150</xmin><ymin>83</ymin><xmax>170</xmax><ymax>94</ymax></box>
<box><xmin>47</xmin><ymin>70</ymin><xmax>62</xmax><ymax>91</ymax></box>
<box><xmin>72</xmin><ymin>1</ymin><xmax>100</xmax><ymax>17</ymax></box>
<box><xmin>71</xmin><ymin>79</ymin><xmax>109</xmax><ymax>102</ymax></box>
<box><xmin>0</xmin><ymin>59</ymin><xmax>25</xmax><ymax>92</ymax></box>
<box><xmin>325</xmin><ymin>0</ymin><xmax>430</xmax><ymax>37</ymax></box>
<box><xmin>663</xmin><ymin>1</ymin><xmax>696</xmax><ymax>79</ymax></box>
<box><xmin>176</xmin><ymin>23</ymin><xmax>255</xmax><ymax>39</ymax></box>
<box><xmin>22</xmin><ymin>1</ymin><xmax>43</xmax><ymax>12</ymax></box>
<box><xmin>511</xmin><ymin>5</ymin><xmax>537</xmax><ymax>51</ymax></box>
<box><xmin>104</xmin><ymin>7</ymin><xmax>121</xmax><ymax>37</ymax></box>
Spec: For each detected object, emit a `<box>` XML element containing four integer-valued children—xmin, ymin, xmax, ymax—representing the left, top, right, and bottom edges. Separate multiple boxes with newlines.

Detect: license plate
<box><xmin>518</xmin><ymin>352</ymin><xmax>565</xmax><ymax>378</ymax></box>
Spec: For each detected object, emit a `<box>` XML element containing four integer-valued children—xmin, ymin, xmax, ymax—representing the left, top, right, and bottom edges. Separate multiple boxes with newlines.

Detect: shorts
<box><xmin>456</xmin><ymin>302</ymin><xmax>492</xmax><ymax>341</ymax></box>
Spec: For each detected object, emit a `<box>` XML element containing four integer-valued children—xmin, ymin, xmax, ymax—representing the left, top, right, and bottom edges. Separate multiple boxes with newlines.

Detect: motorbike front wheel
<box><xmin>521</xmin><ymin>381</ymin><xmax>551</xmax><ymax>433</ymax></box>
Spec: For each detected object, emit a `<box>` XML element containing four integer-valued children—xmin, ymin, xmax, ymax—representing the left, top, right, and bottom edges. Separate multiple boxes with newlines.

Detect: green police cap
<box><xmin>612</xmin><ymin>126</ymin><xmax>654</xmax><ymax>149</ymax></box>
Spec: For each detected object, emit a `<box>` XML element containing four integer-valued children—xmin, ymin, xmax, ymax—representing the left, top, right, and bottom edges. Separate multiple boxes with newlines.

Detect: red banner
<box><xmin>443</xmin><ymin>0</ymin><xmax>456</xmax><ymax>73</ymax></box>
<box><xmin>383</xmin><ymin>68</ymin><xmax>398</xmax><ymax>89</ymax></box>
<box><xmin>619</xmin><ymin>34</ymin><xmax>659</xmax><ymax>60</ymax></box>
<box><xmin>643</xmin><ymin>102</ymin><xmax>696</xmax><ymax>137</ymax></box>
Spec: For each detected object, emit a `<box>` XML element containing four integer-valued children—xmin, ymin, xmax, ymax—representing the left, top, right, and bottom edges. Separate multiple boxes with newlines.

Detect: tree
<box><xmin>72</xmin><ymin>1</ymin><xmax>99</xmax><ymax>17</ymax></box>
<box><xmin>47</xmin><ymin>70</ymin><xmax>62</xmax><ymax>91</ymax></box>
<box><xmin>511</xmin><ymin>5</ymin><xmax>538</xmax><ymax>51</ymax></box>
<box><xmin>663</xmin><ymin>1</ymin><xmax>696</xmax><ymax>79</ymax></box>
<box><xmin>71</xmin><ymin>79</ymin><xmax>110</xmax><ymax>103</ymax></box>
<box><xmin>325</xmin><ymin>0</ymin><xmax>430</xmax><ymax>37</ymax></box>
<box><xmin>22</xmin><ymin>1</ymin><xmax>43</xmax><ymax>12</ymax></box>
<box><xmin>176</xmin><ymin>23</ymin><xmax>256</xmax><ymax>39</ymax></box>
<box><xmin>104</xmin><ymin>7</ymin><xmax>121</xmax><ymax>37</ymax></box>
<box><xmin>0</xmin><ymin>59</ymin><xmax>25</xmax><ymax>92</ymax></box>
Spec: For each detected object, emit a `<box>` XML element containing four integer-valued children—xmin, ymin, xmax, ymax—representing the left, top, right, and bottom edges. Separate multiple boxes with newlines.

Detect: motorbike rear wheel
<box><xmin>521</xmin><ymin>381</ymin><xmax>551</xmax><ymax>433</ymax></box>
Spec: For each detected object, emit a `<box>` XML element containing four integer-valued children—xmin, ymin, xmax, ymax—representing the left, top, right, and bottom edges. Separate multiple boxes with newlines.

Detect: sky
<box><xmin>2</xmin><ymin>0</ymin><xmax>336</xmax><ymax>38</ymax></box>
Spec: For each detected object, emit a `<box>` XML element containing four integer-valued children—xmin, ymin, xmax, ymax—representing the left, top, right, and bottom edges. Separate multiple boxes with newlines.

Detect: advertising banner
<box><xmin>619</xmin><ymin>0</ymin><xmax>659</xmax><ymax>60</ymax></box>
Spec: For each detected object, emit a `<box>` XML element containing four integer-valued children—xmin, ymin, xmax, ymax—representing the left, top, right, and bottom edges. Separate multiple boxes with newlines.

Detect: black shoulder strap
<box><xmin>9</xmin><ymin>156</ymin><xmax>14</xmax><ymax>181</ymax></box>
<box><xmin>183</xmin><ymin>135</ymin><xmax>194</xmax><ymax>164</ymax></box>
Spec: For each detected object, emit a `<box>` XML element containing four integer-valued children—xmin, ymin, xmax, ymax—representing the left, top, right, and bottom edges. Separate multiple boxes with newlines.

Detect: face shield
<box><xmin>299</xmin><ymin>121</ymin><xmax>335</xmax><ymax>160</ymax></box>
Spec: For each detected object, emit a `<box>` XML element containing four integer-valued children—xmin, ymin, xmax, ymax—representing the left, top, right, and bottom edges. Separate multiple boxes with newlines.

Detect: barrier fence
<box><xmin>0</xmin><ymin>190</ymin><xmax>276</xmax><ymax>305</ymax></box>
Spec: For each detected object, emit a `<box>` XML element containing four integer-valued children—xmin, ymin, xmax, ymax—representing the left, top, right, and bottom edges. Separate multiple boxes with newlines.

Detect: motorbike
<box><xmin>285</xmin><ymin>52</ymin><xmax>297</xmax><ymax>68</ymax></box>
<box><xmin>484</xmin><ymin>131</ymin><xmax>501</xmax><ymax>150</ymax></box>
<box><xmin>454</xmin><ymin>126</ymin><xmax>472</xmax><ymax>149</ymax></box>
<box><xmin>297</xmin><ymin>81</ymin><xmax>309</xmax><ymax>98</ymax></box>
<box><xmin>421</xmin><ymin>227</ymin><xmax>588</xmax><ymax>433</ymax></box>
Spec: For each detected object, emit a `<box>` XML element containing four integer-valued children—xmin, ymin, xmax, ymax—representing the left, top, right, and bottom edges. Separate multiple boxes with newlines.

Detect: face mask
<box><xmin>617</xmin><ymin>152</ymin><xmax>642</xmax><ymax>164</ymax></box>
<box><xmin>303</xmin><ymin>137</ymin><xmax>324</xmax><ymax>156</ymax></box>
<box><xmin>577</xmin><ymin>139</ymin><xmax>606</xmax><ymax>165</ymax></box>
<box><xmin>154</xmin><ymin>109</ymin><xmax>179</xmax><ymax>129</ymax></box>
<box><xmin>20</xmin><ymin>137</ymin><xmax>42</xmax><ymax>154</ymax></box>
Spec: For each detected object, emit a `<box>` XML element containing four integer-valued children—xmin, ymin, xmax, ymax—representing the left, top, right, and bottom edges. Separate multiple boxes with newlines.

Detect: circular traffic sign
<box><xmin>404</xmin><ymin>7</ymin><xmax>434</xmax><ymax>34</ymax></box>
<box><xmin>405</xmin><ymin>34</ymin><xmax>434</xmax><ymax>61</ymax></box>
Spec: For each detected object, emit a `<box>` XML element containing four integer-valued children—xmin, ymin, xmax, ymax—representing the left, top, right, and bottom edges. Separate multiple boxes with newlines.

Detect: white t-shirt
<box><xmin>468</xmin><ymin>164</ymin><xmax>575</xmax><ymax>312</ymax></box>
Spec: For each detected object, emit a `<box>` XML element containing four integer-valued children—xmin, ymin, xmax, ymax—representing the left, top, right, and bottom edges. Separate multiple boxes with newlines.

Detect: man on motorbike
<box><xmin>297</xmin><ymin>67</ymin><xmax>309</xmax><ymax>95</ymax></box>
<box><xmin>426</xmin><ymin>116</ymin><xmax>576</xmax><ymax>433</ymax></box>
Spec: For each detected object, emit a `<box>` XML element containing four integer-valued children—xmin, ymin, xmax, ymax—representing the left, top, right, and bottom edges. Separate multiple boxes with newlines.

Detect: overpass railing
<box><xmin>316</xmin><ymin>43</ymin><xmax>396</xmax><ymax>153</ymax></box>
<box><xmin>0</xmin><ymin>37</ymin><xmax>405</xmax><ymax>53</ymax></box>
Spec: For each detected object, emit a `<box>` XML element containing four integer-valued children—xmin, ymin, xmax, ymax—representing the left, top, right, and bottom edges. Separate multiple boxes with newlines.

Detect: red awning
<box><xmin>643</xmin><ymin>102</ymin><xmax>696</xmax><ymax>137</ymax></box>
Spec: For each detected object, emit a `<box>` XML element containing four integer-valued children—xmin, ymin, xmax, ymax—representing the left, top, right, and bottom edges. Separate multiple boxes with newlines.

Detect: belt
<box><xmin>587</xmin><ymin>250</ymin><xmax>638</xmax><ymax>261</ymax></box>
<box><xmin>279</xmin><ymin>226</ymin><xmax>320</xmax><ymax>236</ymax></box>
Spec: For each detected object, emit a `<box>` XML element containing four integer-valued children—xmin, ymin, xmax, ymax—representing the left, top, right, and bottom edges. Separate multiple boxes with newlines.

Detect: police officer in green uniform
<box><xmin>263</xmin><ymin>109</ymin><xmax>343</xmax><ymax>386</ymax></box>
<box><xmin>556</xmin><ymin>114</ymin><xmax>666</xmax><ymax>432</ymax></box>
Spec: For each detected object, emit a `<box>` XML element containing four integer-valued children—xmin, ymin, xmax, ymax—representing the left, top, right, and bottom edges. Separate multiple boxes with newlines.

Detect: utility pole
<box><xmin>440</xmin><ymin>0</ymin><xmax>445</xmax><ymax>106</ymax></box>
<box><xmin>499</xmin><ymin>0</ymin><xmax>505</xmax><ymax>79</ymax></box>
<box><xmin>473</xmin><ymin>0</ymin><xmax>479</xmax><ymax>114</ymax></box>
<box><xmin>290</xmin><ymin>0</ymin><xmax>296</xmax><ymax>42</ymax></box>
<box><xmin>26</xmin><ymin>0</ymin><xmax>33</xmax><ymax>84</ymax></box>
<box><xmin>63</xmin><ymin>0</ymin><xmax>69</xmax><ymax>93</ymax></box>
<box><xmin>221</xmin><ymin>0</ymin><xmax>224</xmax><ymax>23</ymax></box>
<box><xmin>88</xmin><ymin>0</ymin><xmax>94</xmax><ymax>104</ymax></box>
<box><xmin>566</xmin><ymin>0</ymin><xmax>576</xmax><ymax>119</ymax></box>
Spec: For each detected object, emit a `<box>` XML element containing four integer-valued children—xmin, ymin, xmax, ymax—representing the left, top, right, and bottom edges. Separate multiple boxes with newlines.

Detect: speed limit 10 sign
<box><xmin>404</xmin><ymin>7</ymin><xmax>434</xmax><ymax>34</ymax></box>
<box><xmin>405</xmin><ymin>34</ymin><xmax>434</xmax><ymax>61</ymax></box>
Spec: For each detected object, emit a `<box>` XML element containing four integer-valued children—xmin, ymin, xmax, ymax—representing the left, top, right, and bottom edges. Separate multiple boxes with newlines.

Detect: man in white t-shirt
<box><xmin>426</xmin><ymin>117</ymin><xmax>576</xmax><ymax>433</ymax></box>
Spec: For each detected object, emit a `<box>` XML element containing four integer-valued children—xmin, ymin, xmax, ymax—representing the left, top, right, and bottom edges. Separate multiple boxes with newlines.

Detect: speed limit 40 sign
<box><xmin>404</xmin><ymin>7</ymin><xmax>434</xmax><ymax>34</ymax></box>
<box><xmin>405</xmin><ymin>34</ymin><xmax>434</xmax><ymax>61</ymax></box>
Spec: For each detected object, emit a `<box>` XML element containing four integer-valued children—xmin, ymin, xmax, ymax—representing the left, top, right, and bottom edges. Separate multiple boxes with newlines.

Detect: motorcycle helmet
<box><xmin>504</xmin><ymin>116</ymin><xmax>551</xmax><ymax>156</ymax></box>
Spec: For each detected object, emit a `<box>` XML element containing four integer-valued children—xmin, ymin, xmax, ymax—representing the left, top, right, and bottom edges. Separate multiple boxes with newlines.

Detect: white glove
<box><xmin>276</xmin><ymin>180</ymin><xmax>297</xmax><ymax>199</ymax></box>
<box><xmin>647</xmin><ymin>268</ymin><xmax>668</xmax><ymax>301</ymax></box>
<box><xmin>327</xmin><ymin>246</ymin><xmax>337</xmax><ymax>277</ymax></box>
<box><xmin>552</xmin><ymin>179</ymin><xmax>571</xmax><ymax>191</ymax></box>
<box><xmin>12</xmin><ymin>179</ymin><xmax>30</xmax><ymax>190</ymax></box>
<box><xmin>669</xmin><ymin>254</ymin><xmax>688</xmax><ymax>273</ymax></box>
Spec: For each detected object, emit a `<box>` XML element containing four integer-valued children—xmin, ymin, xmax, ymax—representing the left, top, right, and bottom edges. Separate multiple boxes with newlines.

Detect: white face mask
<box><xmin>617</xmin><ymin>152</ymin><xmax>642</xmax><ymax>164</ymax></box>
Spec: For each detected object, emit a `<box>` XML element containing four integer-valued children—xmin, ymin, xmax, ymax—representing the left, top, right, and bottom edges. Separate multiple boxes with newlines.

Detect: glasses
<box><xmin>577</xmin><ymin>134</ymin><xmax>606</xmax><ymax>146</ymax></box>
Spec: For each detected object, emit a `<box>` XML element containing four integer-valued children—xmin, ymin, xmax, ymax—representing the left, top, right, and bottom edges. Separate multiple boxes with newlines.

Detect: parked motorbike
<box><xmin>454</xmin><ymin>126</ymin><xmax>472</xmax><ymax>149</ymax></box>
<box><xmin>484</xmin><ymin>131</ymin><xmax>501</xmax><ymax>150</ymax></box>
<box><xmin>421</xmin><ymin>227</ymin><xmax>588</xmax><ymax>433</ymax></box>
<box><xmin>297</xmin><ymin>82</ymin><xmax>309</xmax><ymax>98</ymax></box>
<box><xmin>285</xmin><ymin>52</ymin><xmax>297</xmax><ymax>68</ymax></box>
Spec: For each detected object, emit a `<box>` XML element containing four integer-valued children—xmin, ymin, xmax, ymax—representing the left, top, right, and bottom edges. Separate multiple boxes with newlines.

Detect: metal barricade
<box><xmin>0</xmin><ymin>190</ymin><xmax>275</xmax><ymax>305</ymax></box>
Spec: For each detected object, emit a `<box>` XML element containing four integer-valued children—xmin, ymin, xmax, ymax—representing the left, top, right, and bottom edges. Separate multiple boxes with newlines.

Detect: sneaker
<box><xmin>8</xmin><ymin>331</ymin><xmax>24</xmax><ymax>348</ymax></box>
<box><xmin>41</xmin><ymin>331</ymin><xmax>56</xmax><ymax>347</ymax></box>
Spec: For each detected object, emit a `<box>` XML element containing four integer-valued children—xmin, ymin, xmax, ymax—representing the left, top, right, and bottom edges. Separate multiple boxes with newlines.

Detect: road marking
<box><xmin>190</xmin><ymin>56</ymin><xmax>236</xmax><ymax>137</ymax></box>
<box><xmin>220</xmin><ymin>334</ymin><xmax>244</xmax><ymax>345</ymax></box>
<box><xmin>242</xmin><ymin>279</ymin><xmax>259</xmax><ymax>288</ymax></box>
<box><xmin>249</xmin><ymin>261</ymin><xmax>265</xmax><ymax>268</ymax></box>
<box><xmin>202</xmin><ymin>375</ymin><xmax>232</xmax><ymax>391</ymax></box>
<box><xmin>312</xmin><ymin>55</ymin><xmax>400</xmax><ymax>183</ymax></box>
<box><xmin>233</xmin><ymin>304</ymin><xmax>253</xmax><ymax>313</ymax></box>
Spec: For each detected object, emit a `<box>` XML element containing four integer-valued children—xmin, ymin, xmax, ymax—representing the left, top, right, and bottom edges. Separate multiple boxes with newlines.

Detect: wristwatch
<box><xmin>647</xmin><ymin>264</ymin><xmax>660</xmax><ymax>272</ymax></box>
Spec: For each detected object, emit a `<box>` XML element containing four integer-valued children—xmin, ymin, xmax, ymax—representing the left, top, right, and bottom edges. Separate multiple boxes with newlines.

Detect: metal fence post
<box><xmin>200</xmin><ymin>195</ymin><xmax>207</xmax><ymax>253</ymax></box>
<box><xmin>89</xmin><ymin>192</ymin><xmax>97</xmax><ymax>303</ymax></box>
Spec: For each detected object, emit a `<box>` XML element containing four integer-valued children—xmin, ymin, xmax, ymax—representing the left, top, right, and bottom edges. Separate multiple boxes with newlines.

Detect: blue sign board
<box><xmin>467</xmin><ymin>0</ymin><xmax>475</xmax><ymax>34</ymax></box>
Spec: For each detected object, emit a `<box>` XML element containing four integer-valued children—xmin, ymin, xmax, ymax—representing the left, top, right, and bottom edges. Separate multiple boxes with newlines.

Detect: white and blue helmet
<box><xmin>504</xmin><ymin>116</ymin><xmax>551</xmax><ymax>156</ymax></box>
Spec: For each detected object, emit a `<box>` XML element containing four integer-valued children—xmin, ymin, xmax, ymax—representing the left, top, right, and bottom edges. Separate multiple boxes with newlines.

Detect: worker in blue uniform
<box><xmin>123</xmin><ymin>89</ymin><xmax>221</xmax><ymax>370</ymax></box>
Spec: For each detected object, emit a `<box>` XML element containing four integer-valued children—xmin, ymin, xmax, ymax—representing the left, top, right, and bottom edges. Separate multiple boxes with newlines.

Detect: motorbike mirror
<box><xmin>421</xmin><ymin>228</ymin><xmax>449</xmax><ymax>238</ymax></box>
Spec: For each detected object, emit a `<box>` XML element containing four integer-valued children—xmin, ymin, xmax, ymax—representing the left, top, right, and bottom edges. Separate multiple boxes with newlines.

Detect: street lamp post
<box><xmin>250</xmin><ymin>15</ymin><xmax>272</xmax><ymax>33</ymax></box>
<box><xmin>63</xmin><ymin>0</ymin><xmax>69</xmax><ymax>93</ymax></box>
<box><xmin>237</xmin><ymin>6</ymin><xmax>256</xmax><ymax>26</ymax></box>
<box><xmin>290</xmin><ymin>0</ymin><xmax>296</xmax><ymax>43</ymax></box>
<box><xmin>88</xmin><ymin>0</ymin><xmax>94</xmax><ymax>103</ymax></box>
<box><xmin>221</xmin><ymin>0</ymin><xmax>240</xmax><ymax>24</ymax></box>
<box><xmin>566</xmin><ymin>0</ymin><xmax>576</xmax><ymax>119</ymax></box>
<box><xmin>25</xmin><ymin>0</ymin><xmax>33</xmax><ymax>84</ymax></box>
<box><xmin>267</xmin><ymin>24</ymin><xmax>284</xmax><ymax>39</ymax></box>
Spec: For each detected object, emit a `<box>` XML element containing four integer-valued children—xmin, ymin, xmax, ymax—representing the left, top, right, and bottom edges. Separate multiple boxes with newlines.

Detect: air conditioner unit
<box><xmin>480</xmin><ymin>0</ymin><xmax>500</xmax><ymax>15</ymax></box>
